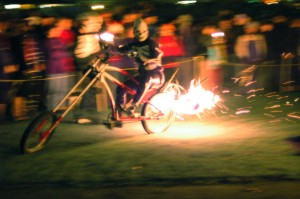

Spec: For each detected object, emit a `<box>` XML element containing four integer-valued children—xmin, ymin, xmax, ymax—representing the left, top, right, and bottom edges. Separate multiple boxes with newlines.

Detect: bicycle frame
<box><xmin>51</xmin><ymin>53</ymin><xmax>179</xmax><ymax>125</ymax></box>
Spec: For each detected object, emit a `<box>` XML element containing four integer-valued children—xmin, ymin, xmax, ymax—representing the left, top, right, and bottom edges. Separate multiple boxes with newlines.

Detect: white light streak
<box><xmin>91</xmin><ymin>4</ymin><xmax>105</xmax><ymax>10</ymax></box>
<box><xmin>177</xmin><ymin>0</ymin><xmax>197</xmax><ymax>5</ymax></box>
<box><xmin>39</xmin><ymin>4</ymin><xmax>74</xmax><ymax>8</ymax></box>
<box><xmin>4</xmin><ymin>4</ymin><xmax>21</xmax><ymax>9</ymax></box>
<box><xmin>211</xmin><ymin>31</ymin><xmax>225</xmax><ymax>38</ymax></box>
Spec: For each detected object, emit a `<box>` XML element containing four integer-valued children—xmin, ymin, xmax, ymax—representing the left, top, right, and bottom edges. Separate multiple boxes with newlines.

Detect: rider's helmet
<box><xmin>133</xmin><ymin>18</ymin><xmax>149</xmax><ymax>42</ymax></box>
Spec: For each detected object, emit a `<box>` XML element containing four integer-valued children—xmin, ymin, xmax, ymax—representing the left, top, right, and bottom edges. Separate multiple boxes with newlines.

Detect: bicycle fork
<box><xmin>40</xmin><ymin>68</ymin><xmax>103</xmax><ymax>143</ymax></box>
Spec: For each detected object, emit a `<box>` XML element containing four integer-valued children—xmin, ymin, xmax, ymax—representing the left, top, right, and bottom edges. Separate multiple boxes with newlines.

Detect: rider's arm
<box><xmin>142</xmin><ymin>40</ymin><xmax>164</xmax><ymax>67</ymax></box>
<box><xmin>116</xmin><ymin>43</ymin><xmax>137</xmax><ymax>57</ymax></box>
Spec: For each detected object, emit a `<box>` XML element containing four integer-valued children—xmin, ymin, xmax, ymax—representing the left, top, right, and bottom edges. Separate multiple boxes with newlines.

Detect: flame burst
<box><xmin>172</xmin><ymin>80</ymin><xmax>221</xmax><ymax>115</ymax></box>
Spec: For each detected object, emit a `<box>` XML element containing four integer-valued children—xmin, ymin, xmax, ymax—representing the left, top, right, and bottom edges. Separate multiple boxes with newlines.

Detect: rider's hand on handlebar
<box><xmin>127</xmin><ymin>50</ymin><xmax>138</xmax><ymax>57</ymax></box>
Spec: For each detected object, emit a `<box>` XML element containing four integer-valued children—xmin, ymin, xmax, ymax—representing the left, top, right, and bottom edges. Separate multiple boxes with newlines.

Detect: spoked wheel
<box><xmin>141</xmin><ymin>92</ymin><xmax>175</xmax><ymax>134</ymax></box>
<box><xmin>161</xmin><ymin>82</ymin><xmax>184</xmax><ymax>97</ymax></box>
<box><xmin>20</xmin><ymin>111</ymin><xmax>57</xmax><ymax>154</ymax></box>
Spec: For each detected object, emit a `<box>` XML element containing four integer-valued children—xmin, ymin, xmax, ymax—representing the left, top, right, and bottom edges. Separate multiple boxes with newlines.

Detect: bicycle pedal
<box><xmin>103</xmin><ymin>120</ymin><xmax>123</xmax><ymax>129</ymax></box>
<box><xmin>103</xmin><ymin>120</ymin><xmax>114</xmax><ymax>129</ymax></box>
<box><xmin>115</xmin><ymin>121</ymin><xmax>123</xmax><ymax>128</ymax></box>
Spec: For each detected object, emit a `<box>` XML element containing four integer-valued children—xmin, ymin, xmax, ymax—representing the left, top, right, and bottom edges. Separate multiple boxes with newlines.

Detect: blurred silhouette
<box><xmin>175</xmin><ymin>14</ymin><xmax>195</xmax><ymax>89</ymax></box>
<box><xmin>217</xmin><ymin>14</ymin><xmax>237</xmax><ymax>85</ymax></box>
<box><xmin>198</xmin><ymin>23</ymin><xmax>228</xmax><ymax>92</ymax></box>
<box><xmin>234</xmin><ymin>21</ymin><xmax>267</xmax><ymax>92</ymax></box>
<box><xmin>44</xmin><ymin>16</ymin><xmax>76</xmax><ymax>110</ymax></box>
<box><xmin>11</xmin><ymin>16</ymin><xmax>46</xmax><ymax>120</ymax></box>
<box><xmin>287</xmin><ymin>136</ymin><xmax>300</xmax><ymax>155</ymax></box>
<box><xmin>73</xmin><ymin>12</ymin><xmax>103</xmax><ymax>123</ymax></box>
<box><xmin>288</xmin><ymin>17</ymin><xmax>300</xmax><ymax>86</ymax></box>
<box><xmin>157</xmin><ymin>23</ymin><xmax>185</xmax><ymax>81</ymax></box>
<box><xmin>269</xmin><ymin>14</ymin><xmax>294</xmax><ymax>91</ymax></box>
<box><xmin>0</xmin><ymin>16</ymin><xmax>19</xmax><ymax>123</ymax></box>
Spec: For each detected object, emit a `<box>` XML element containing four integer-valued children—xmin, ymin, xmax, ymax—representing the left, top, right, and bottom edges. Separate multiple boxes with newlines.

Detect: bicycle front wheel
<box><xmin>141</xmin><ymin>93</ymin><xmax>175</xmax><ymax>134</ymax></box>
<box><xmin>20</xmin><ymin>111</ymin><xmax>57</xmax><ymax>154</ymax></box>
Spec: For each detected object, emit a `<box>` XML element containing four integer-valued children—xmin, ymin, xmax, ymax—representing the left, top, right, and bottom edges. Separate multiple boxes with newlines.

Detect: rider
<box><xmin>115</xmin><ymin>18</ymin><xmax>165</xmax><ymax>117</ymax></box>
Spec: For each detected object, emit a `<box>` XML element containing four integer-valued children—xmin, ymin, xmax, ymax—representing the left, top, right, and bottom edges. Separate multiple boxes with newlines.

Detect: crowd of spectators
<box><xmin>0</xmin><ymin>2</ymin><xmax>299</xmax><ymax>123</ymax></box>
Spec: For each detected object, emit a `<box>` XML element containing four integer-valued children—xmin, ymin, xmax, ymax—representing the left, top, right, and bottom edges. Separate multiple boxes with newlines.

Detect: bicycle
<box><xmin>20</xmin><ymin>33</ymin><xmax>182</xmax><ymax>154</ymax></box>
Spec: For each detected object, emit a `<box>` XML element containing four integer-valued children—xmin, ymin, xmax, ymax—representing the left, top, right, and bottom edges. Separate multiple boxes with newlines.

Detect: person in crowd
<box><xmin>198</xmin><ymin>23</ymin><xmax>228</xmax><ymax>92</ymax></box>
<box><xmin>174</xmin><ymin>14</ymin><xmax>195</xmax><ymax>89</ymax></box>
<box><xmin>0</xmin><ymin>16</ymin><xmax>19</xmax><ymax>123</ymax></box>
<box><xmin>234</xmin><ymin>21</ymin><xmax>267</xmax><ymax>92</ymax></box>
<box><xmin>289</xmin><ymin>16</ymin><xmax>300</xmax><ymax>85</ymax></box>
<box><xmin>217</xmin><ymin>14</ymin><xmax>237</xmax><ymax>84</ymax></box>
<box><xmin>197</xmin><ymin>22</ymin><xmax>217</xmax><ymax>55</ymax></box>
<box><xmin>114</xmin><ymin>18</ymin><xmax>164</xmax><ymax>117</ymax></box>
<box><xmin>144</xmin><ymin>14</ymin><xmax>159</xmax><ymax>39</ymax></box>
<box><xmin>235</xmin><ymin>21</ymin><xmax>267</xmax><ymax>65</ymax></box>
<box><xmin>38</xmin><ymin>14</ymin><xmax>56</xmax><ymax>41</ymax></box>
<box><xmin>10</xmin><ymin>16</ymin><xmax>46</xmax><ymax>120</ymax></box>
<box><xmin>259</xmin><ymin>19</ymin><xmax>275</xmax><ymax>62</ymax></box>
<box><xmin>176</xmin><ymin>14</ymin><xmax>196</xmax><ymax>57</ymax></box>
<box><xmin>271</xmin><ymin>14</ymin><xmax>292</xmax><ymax>64</ymax></box>
<box><xmin>232</xmin><ymin>13</ymin><xmax>251</xmax><ymax>39</ymax></box>
<box><xmin>157</xmin><ymin>22</ymin><xmax>185</xmax><ymax>81</ymax></box>
<box><xmin>270</xmin><ymin>14</ymin><xmax>294</xmax><ymax>91</ymax></box>
<box><xmin>44</xmin><ymin>16</ymin><xmax>76</xmax><ymax>110</ymax></box>
<box><xmin>73</xmin><ymin>12</ymin><xmax>103</xmax><ymax>123</ymax></box>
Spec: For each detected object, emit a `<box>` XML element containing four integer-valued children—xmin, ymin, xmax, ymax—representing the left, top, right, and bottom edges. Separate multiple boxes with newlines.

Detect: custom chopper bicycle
<box><xmin>20</xmin><ymin>33</ymin><xmax>183</xmax><ymax>154</ymax></box>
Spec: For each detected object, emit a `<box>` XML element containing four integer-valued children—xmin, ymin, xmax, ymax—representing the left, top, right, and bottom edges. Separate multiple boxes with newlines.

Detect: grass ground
<box><xmin>1</xmin><ymin>91</ymin><xmax>300</xmax><ymax>198</ymax></box>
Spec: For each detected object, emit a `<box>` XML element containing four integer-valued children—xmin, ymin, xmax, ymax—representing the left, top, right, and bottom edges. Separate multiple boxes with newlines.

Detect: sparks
<box><xmin>247</xmin><ymin>94</ymin><xmax>256</xmax><ymax>99</ymax></box>
<box><xmin>265</xmin><ymin>105</ymin><xmax>281</xmax><ymax>109</ymax></box>
<box><xmin>264</xmin><ymin>113</ymin><xmax>275</xmax><ymax>118</ymax></box>
<box><xmin>287</xmin><ymin>112</ymin><xmax>300</xmax><ymax>120</ymax></box>
<box><xmin>245</xmin><ymin>81</ymin><xmax>256</xmax><ymax>87</ymax></box>
<box><xmin>222</xmin><ymin>89</ymin><xmax>230</xmax><ymax>94</ymax></box>
<box><xmin>172</xmin><ymin>79</ymin><xmax>221</xmax><ymax>115</ymax></box>
<box><xmin>235</xmin><ymin>109</ymin><xmax>250</xmax><ymax>115</ymax></box>
<box><xmin>282</xmin><ymin>81</ymin><xmax>295</xmax><ymax>85</ymax></box>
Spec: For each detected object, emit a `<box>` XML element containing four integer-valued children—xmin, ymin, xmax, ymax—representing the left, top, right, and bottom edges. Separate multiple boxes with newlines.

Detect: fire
<box><xmin>173</xmin><ymin>80</ymin><xmax>221</xmax><ymax>115</ymax></box>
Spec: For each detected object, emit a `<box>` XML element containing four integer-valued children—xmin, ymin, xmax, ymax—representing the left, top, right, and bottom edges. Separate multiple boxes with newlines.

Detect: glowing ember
<box><xmin>245</xmin><ymin>81</ymin><xmax>256</xmax><ymax>87</ymax></box>
<box><xmin>247</xmin><ymin>94</ymin><xmax>256</xmax><ymax>99</ymax></box>
<box><xmin>264</xmin><ymin>113</ymin><xmax>275</xmax><ymax>118</ymax></box>
<box><xmin>288</xmin><ymin>112</ymin><xmax>300</xmax><ymax>120</ymax></box>
<box><xmin>172</xmin><ymin>80</ymin><xmax>221</xmax><ymax>115</ymax></box>
<box><xmin>265</xmin><ymin>105</ymin><xmax>281</xmax><ymax>109</ymax></box>
<box><xmin>235</xmin><ymin>109</ymin><xmax>250</xmax><ymax>115</ymax></box>
<box><xmin>222</xmin><ymin>89</ymin><xmax>230</xmax><ymax>94</ymax></box>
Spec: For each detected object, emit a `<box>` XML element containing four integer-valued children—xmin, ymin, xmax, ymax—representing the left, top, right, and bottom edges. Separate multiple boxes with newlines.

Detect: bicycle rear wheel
<box><xmin>141</xmin><ymin>93</ymin><xmax>175</xmax><ymax>134</ymax></box>
<box><xmin>20</xmin><ymin>111</ymin><xmax>57</xmax><ymax>154</ymax></box>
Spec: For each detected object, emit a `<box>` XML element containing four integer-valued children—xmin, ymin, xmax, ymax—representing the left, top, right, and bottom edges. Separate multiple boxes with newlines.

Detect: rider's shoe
<box><xmin>120</xmin><ymin>103</ymin><xmax>136</xmax><ymax>117</ymax></box>
<box><xmin>125</xmin><ymin>105</ymin><xmax>136</xmax><ymax>117</ymax></box>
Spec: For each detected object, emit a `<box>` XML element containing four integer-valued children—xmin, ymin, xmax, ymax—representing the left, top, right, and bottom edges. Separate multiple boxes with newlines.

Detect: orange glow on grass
<box><xmin>159</xmin><ymin>122</ymin><xmax>224</xmax><ymax>139</ymax></box>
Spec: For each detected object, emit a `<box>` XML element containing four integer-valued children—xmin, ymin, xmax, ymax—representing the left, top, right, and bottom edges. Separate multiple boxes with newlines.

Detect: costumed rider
<box><xmin>115</xmin><ymin>18</ymin><xmax>165</xmax><ymax>117</ymax></box>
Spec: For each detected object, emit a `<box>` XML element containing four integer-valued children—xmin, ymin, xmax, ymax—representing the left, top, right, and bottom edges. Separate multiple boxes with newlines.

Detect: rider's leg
<box><xmin>116</xmin><ymin>78</ymin><xmax>138</xmax><ymax>116</ymax></box>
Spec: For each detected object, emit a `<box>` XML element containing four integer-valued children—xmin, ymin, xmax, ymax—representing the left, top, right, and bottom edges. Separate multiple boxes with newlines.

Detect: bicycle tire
<box><xmin>20</xmin><ymin>111</ymin><xmax>57</xmax><ymax>154</ymax></box>
<box><xmin>141</xmin><ymin>93</ymin><xmax>175</xmax><ymax>134</ymax></box>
